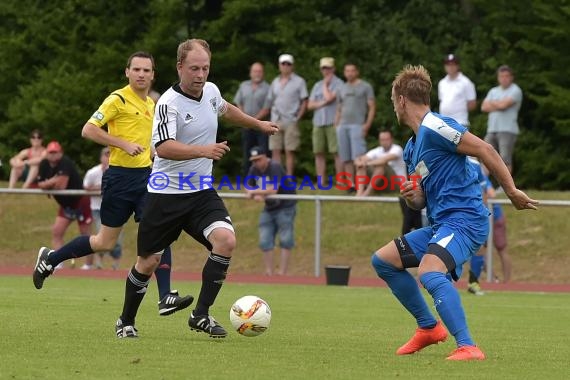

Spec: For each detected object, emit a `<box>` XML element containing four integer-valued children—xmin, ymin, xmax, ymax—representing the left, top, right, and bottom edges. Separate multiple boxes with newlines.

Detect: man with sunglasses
<box><xmin>8</xmin><ymin>129</ymin><xmax>46</xmax><ymax>189</ymax></box>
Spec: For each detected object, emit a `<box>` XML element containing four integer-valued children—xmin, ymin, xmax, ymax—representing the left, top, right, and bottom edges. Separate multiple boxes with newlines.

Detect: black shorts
<box><xmin>137</xmin><ymin>188</ymin><xmax>233</xmax><ymax>256</ymax></box>
<box><xmin>100</xmin><ymin>166</ymin><xmax>151</xmax><ymax>227</ymax></box>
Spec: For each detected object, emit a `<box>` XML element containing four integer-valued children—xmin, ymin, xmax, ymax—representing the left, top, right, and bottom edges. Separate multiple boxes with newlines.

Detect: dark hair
<box><xmin>497</xmin><ymin>65</ymin><xmax>513</xmax><ymax>75</ymax></box>
<box><xmin>30</xmin><ymin>129</ymin><xmax>43</xmax><ymax>139</ymax></box>
<box><xmin>126</xmin><ymin>51</ymin><xmax>155</xmax><ymax>70</ymax></box>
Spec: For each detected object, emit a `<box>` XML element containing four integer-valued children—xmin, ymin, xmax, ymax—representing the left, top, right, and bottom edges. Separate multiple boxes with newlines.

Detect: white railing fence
<box><xmin>2</xmin><ymin>187</ymin><xmax>569</xmax><ymax>282</ymax></box>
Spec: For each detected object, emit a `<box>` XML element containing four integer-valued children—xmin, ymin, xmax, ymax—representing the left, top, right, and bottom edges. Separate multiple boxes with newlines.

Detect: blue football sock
<box><xmin>371</xmin><ymin>254</ymin><xmax>437</xmax><ymax>328</ymax></box>
<box><xmin>48</xmin><ymin>235</ymin><xmax>94</xmax><ymax>266</ymax></box>
<box><xmin>420</xmin><ymin>271</ymin><xmax>474</xmax><ymax>347</ymax></box>
<box><xmin>154</xmin><ymin>246</ymin><xmax>172</xmax><ymax>300</ymax></box>
<box><xmin>470</xmin><ymin>255</ymin><xmax>484</xmax><ymax>280</ymax></box>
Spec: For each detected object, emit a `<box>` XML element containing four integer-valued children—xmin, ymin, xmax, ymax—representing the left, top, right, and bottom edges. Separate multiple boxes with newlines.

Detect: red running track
<box><xmin>2</xmin><ymin>266</ymin><xmax>569</xmax><ymax>293</ymax></box>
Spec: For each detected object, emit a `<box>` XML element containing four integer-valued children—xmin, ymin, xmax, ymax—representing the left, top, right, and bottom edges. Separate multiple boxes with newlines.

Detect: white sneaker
<box><xmin>80</xmin><ymin>264</ymin><xmax>92</xmax><ymax>270</ymax></box>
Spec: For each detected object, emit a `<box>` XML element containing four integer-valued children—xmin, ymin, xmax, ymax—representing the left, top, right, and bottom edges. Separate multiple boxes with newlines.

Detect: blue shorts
<box><xmin>396</xmin><ymin>217</ymin><xmax>489</xmax><ymax>281</ymax></box>
<box><xmin>100</xmin><ymin>166</ymin><xmax>151</xmax><ymax>228</ymax></box>
<box><xmin>259</xmin><ymin>205</ymin><xmax>296</xmax><ymax>251</ymax></box>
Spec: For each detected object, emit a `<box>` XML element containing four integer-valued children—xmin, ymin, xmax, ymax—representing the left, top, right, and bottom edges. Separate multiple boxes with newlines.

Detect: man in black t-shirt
<box><xmin>245</xmin><ymin>146</ymin><xmax>297</xmax><ymax>276</ymax></box>
<box><xmin>37</xmin><ymin>141</ymin><xmax>92</xmax><ymax>258</ymax></box>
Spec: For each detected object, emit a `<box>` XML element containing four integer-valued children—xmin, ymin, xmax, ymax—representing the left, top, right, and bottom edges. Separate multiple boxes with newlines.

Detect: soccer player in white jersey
<box><xmin>371</xmin><ymin>65</ymin><xmax>537</xmax><ymax>360</ymax></box>
<box><xmin>115</xmin><ymin>39</ymin><xmax>279</xmax><ymax>339</ymax></box>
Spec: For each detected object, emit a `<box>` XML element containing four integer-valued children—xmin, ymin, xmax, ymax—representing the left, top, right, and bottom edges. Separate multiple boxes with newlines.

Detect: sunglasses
<box><xmin>280</xmin><ymin>62</ymin><xmax>293</xmax><ymax>66</ymax></box>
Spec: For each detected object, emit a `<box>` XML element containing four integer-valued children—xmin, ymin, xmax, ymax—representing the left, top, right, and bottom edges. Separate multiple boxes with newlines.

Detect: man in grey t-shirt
<box><xmin>481</xmin><ymin>65</ymin><xmax>523</xmax><ymax>173</ymax></box>
<box><xmin>234</xmin><ymin>62</ymin><xmax>270</xmax><ymax>176</ymax></box>
<box><xmin>335</xmin><ymin>63</ymin><xmax>376</xmax><ymax>192</ymax></box>
<box><xmin>261</xmin><ymin>54</ymin><xmax>308</xmax><ymax>175</ymax></box>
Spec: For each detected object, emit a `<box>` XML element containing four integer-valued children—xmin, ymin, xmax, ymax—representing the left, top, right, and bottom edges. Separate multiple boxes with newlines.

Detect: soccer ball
<box><xmin>229</xmin><ymin>295</ymin><xmax>271</xmax><ymax>337</ymax></box>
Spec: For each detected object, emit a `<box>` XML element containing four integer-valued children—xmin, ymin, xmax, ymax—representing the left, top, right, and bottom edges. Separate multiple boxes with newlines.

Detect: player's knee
<box><xmin>211</xmin><ymin>229</ymin><xmax>236</xmax><ymax>255</ymax></box>
<box><xmin>136</xmin><ymin>254</ymin><xmax>161</xmax><ymax>275</ymax></box>
<box><xmin>371</xmin><ymin>253</ymin><xmax>398</xmax><ymax>279</ymax></box>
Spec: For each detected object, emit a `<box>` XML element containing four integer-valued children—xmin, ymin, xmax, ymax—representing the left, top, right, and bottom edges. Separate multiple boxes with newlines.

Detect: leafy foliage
<box><xmin>0</xmin><ymin>0</ymin><xmax>568</xmax><ymax>188</ymax></box>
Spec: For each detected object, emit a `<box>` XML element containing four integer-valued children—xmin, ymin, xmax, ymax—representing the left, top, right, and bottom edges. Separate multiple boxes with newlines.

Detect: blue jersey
<box><xmin>403</xmin><ymin>112</ymin><xmax>489</xmax><ymax>228</ymax></box>
<box><xmin>467</xmin><ymin>157</ymin><xmax>487</xmax><ymax>192</ymax></box>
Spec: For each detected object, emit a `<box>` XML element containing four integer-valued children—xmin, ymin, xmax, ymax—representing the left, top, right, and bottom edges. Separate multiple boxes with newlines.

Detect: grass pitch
<box><xmin>1</xmin><ymin>275</ymin><xmax>569</xmax><ymax>379</ymax></box>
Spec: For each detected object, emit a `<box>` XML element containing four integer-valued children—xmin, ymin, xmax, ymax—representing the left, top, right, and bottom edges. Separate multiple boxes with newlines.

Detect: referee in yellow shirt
<box><xmin>33</xmin><ymin>52</ymin><xmax>193</xmax><ymax>317</ymax></box>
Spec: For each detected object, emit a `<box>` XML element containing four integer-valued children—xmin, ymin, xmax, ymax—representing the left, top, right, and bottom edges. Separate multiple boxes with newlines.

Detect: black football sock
<box><xmin>120</xmin><ymin>267</ymin><xmax>151</xmax><ymax>325</ymax></box>
<box><xmin>193</xmin><ymin>252</ymin><xmax>230</xmax><ymax>316</ymax></box>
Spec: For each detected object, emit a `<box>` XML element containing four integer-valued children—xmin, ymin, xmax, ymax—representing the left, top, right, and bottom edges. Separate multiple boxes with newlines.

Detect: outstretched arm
<box><xmin>457</xmin><ymin>132</ymin><xmax>538</xmax><ymax>210</ymax></box>
<box><xmin>222</xmin><ymin>102</ymin><xmax>279</xmax><ymax>135</ymax></box>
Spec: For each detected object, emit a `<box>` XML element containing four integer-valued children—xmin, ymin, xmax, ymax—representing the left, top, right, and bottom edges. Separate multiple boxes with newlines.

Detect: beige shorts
<box><xmin>269</xmin><ymin>121</ymin><xmax>300</xmax><ymax>151</ymax></box>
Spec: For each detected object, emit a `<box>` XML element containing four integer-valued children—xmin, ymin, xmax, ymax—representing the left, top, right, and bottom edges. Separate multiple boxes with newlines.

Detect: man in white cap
<box><xmin>261</xmin><ymin>53</ymin><xmax>308</xmax><ymax>175</ymax></box>
<box><xmin>308</xmin><ymin>57</ymin><xmax>344</xmax><ymax>185</ymax></box>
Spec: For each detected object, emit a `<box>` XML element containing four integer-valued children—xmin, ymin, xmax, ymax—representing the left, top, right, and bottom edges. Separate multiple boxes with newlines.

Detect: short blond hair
<box><xmin>177</xmin><ymin>39</ymin><xmax>211</xmax><ymax>64</ymax></box>
<box><xmin>392</xmin><ymin>65</ymin><xmax>432</xmax><ymax>106</ymax></box>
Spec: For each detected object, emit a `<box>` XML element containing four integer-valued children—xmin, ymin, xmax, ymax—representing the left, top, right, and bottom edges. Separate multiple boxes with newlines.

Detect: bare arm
<box><xmin>481</xmin><ymin>97</ymin><xmax>514</xmax><ymax>113</ymax></box>
<box><xmin>223</xmin><ymin>103</ymin><xmax>279</xmax><ymax>134</ymax></box>
<box><xmin>363</xmin><ymin>99</ymin><xmax>376</xmax><ymax>135</ymax></box>
<box><xmin>296</xmin><ymin>98</ymin><xmax>308</xmax><ymax>121</ymax></box>
<box><xmin>26</xmin><ymin>150</ymin><xmax>47</xmax><ymax>166</ymax></box>
<box><xmin>9</xmin><ymin>149</ymin><xmax>29</xmax><ymax>167</ymax></box>
<box><xmin>457</xmin><ymin>132</ymin><xmax>538</xmax><ymax>210</ymax></box>
<box><xmin>467</xmin><ymin>99</ymin><xmax>477</xmax><ymax>112</ymax></box>
<box><xmin>367</xmin><ymin>153</ymin><xmax>398</xmax><ymax>167</ymax></box>
<box><xmin>82</xmin><ymin>123</ymin><xmax>145</xmax><ymax>156</ymax></box>
<box><xmin>38</xmin><ymin>174</ymin><xmax>69</xmax><ymax>190</ymax></box>
<box><xmin>155</xmin><ymin>139</ymin><xmax>230</xmax><ymax>161</ymax></box>
<box><xmin>256</xmin><ymin>107</ymin><xmax>270</xmax><ymax>120</ymax></box>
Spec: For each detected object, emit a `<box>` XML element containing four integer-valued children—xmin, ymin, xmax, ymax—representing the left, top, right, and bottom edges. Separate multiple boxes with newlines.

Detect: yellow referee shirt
<box><xmin>88</xmin><ymin>85</ymin><xmax>154</xmax><ymax>168</ymax></box>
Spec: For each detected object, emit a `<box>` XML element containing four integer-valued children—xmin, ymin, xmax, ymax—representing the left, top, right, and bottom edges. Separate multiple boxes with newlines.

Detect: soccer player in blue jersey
<box><xmin>371</xmin><ymin>65</ymin><xmax>538</xmax><ymax>361</ymax></box>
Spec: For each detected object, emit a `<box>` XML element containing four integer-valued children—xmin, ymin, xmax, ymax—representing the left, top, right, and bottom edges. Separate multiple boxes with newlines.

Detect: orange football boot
<box><xmin>446</xmin><ymin>345</ymin><xmax>486</xmax><ymax>361</ymax></box>
<box><xmin>396</xmin><ymin>321</ymin><xmax>448</xmax><ymax>355</ymax></box>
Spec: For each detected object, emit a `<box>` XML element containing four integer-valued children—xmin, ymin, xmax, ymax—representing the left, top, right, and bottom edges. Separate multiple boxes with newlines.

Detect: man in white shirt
<box><xmin>354</xmin><ymin>130</ymin><xmax>406</xmax><ymax>197</ymax></box>
<box><xmin>437</xmin><ymin>54</ymin><xmax>477</xmax><ymax>127</ymax></box>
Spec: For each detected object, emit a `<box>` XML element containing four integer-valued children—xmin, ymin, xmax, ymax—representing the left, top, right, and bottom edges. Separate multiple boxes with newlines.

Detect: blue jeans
<box><xmin>258</xmin><ymin>205</ymin><xmax>296</xmax><ymax>251</ymax></box>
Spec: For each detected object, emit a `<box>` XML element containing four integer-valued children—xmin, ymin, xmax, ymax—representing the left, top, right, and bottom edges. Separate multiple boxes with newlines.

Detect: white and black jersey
<box><xmin>151</xmin><ymin>82</ymin><xmax>228</xmax><ymax>194</ymax></box>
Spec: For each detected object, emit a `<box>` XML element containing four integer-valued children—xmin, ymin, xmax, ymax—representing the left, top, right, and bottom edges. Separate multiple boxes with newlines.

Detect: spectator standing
<box><xmin>335</xmin><ymin>63</ymin><xmax>376</xmax><ymax>192</ymax></box>
<box><xmin>307</xmin><ymin>57</ymin><xmax>344</xmax><ymax>185</ymax></box>
<box><xmin>37</xmin><ymin>141</ymin><xmax>92</xmax><ymax>256</ymax></box>
<box><xmin>481</xmin><ymin>65</ymin><xmax>523</xmax><ymax>173</ymax></box>
<box><xmin>262</xmin><ymin>54</ymin><xmax>308</xmax><ymax>175</ymax></box>
<box><xmin>234</xmin><ymin>62</ymin><xmax>270</xmax><ymax>176</ymax></box>
<box><xmin>245</xmin><ymin>146</ymin><xmax>297</xmax><ymax>276</ymax></box>
<box><xmin>82</xmin><ymin>147</ymin><xmax>122</xmax><ymax>270</ymax></box>
<box><xmin>437</xmin><ymin>54</ymin><xmax>477</xmax><ymax>127</ymax></box>
<box><xmin>9</xmin><ymin>129</ymin><xmax>46</xmax><ymax>188</ymax></box>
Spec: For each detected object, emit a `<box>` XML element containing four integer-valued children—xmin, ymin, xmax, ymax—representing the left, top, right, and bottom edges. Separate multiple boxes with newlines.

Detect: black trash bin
<box><xmin>325</xmin><ymin>265</ymin><xmax>351</xmax><ymax>286</ymax></box>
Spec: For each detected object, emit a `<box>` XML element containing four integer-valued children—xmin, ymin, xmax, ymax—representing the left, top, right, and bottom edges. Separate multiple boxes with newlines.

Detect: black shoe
<box><xmin>346</xmin><ymin>186</ymin><xmax>356</xmax><ymax>194</ymax></box>
<box><xmin>33</xmin><ymin>247</ymin><xmax>55</xmax><ymax>289</ymax></box>
<box><xmin>115</xmin><ymin>318</ymin><xmax>138</xmax><ymax>338</ymax></box>
<box><xmin>158</xmin><ymin>290</ymin><xmax>194</xmax><ymax>316</ymax></box>
<box><xmin>188</xmin><ymin>312</ymin><xmax>228</xmax><ymax>338</ymax></box>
